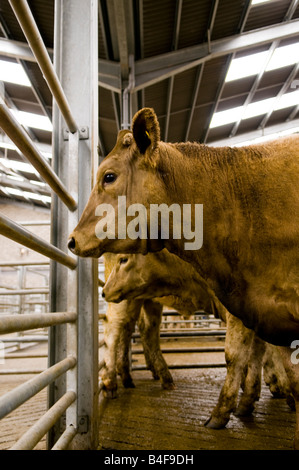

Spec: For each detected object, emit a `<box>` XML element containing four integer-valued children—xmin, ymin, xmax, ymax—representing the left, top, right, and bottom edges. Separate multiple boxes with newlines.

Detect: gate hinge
<box><xmin>63</xmin><ymin>126</ymin><xmax>89</xmax><ymax>140</ymax></box>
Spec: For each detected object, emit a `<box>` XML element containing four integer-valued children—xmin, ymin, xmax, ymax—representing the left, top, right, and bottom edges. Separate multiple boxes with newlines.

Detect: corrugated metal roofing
<box><xmin>0</xmin><ymin>0</ymin><xmax>299</xmax><ymax>207</ymax></box>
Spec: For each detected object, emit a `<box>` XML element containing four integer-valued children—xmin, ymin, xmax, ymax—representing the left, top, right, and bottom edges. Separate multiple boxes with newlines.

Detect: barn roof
<box><xmin>0</xmin><ymin>0</ymin><xmax>299</xmax><ymax>207</ymax></box>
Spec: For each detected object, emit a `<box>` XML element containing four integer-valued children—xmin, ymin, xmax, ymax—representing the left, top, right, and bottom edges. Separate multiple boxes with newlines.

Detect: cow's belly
<box><xmin>226</xmin><ymin>296</ymin><xmax>299</xmax><ymax>347</ymax></box>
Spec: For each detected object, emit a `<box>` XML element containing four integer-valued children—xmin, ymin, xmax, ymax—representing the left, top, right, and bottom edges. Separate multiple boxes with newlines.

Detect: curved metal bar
<box><xmin>0</xmin><ymin>102</ymin><xmax>77</xmax><ymax>211</ymax></box>
<box><xmin>8</xmin><ymin>0</ymin><xmax>78</xmax><ymax>134</ymax></box>
<box><xmin>0</xmin><ymin>213</ymin><xmax>77</xmax><ymax>270</ymax></box>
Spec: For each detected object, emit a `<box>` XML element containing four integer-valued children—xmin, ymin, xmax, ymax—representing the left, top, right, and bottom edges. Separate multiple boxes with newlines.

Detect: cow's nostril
<box><xmin>102</xmin><ymin>291</ymin><xmax>105</xmax><ymax>298</ymax></box>
<box><xmin>68</xmin><ymin>237</ymin><xmax>76</xmax><ymax>251</ymax></box>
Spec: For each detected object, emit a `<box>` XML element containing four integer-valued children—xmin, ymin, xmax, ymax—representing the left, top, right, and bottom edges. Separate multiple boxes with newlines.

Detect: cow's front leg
<box><xmin>138</xmin><ymin>300</ymin><xmax>175</xmax><ymax>390</ymax></box>
<box><xmin>101</xmin><ymin>303</ymin><xmax>122</xmax><ymax>398</ymax></box>
<box><xmin>116</xmin><ymin>300</ymin><xmax>143</xmax><ymax>388</ymax></box>
<box><xmin>278</xmin><ymin>346</ymin><xmax>299</xmax><ymax>450</ymax></box>
<box><xmin>205</xmin><ymin>314</ymin><xmax>255</xmax><ymax>429</ymax></box>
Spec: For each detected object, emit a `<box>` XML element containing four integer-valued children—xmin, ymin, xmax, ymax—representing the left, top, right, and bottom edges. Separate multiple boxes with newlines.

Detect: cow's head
<box><xmin>102</xmin><ymin>250</ymin><xmax>179</xmax><ymax>303</ymax></box>
<box><xmin>68</xmin><ymin>108</ymin><xmax>169</xmax><ymax>258</ymax></box>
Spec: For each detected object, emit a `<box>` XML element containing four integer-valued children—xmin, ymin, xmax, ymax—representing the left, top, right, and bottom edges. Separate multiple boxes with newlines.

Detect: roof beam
<box><xmin>228</xmin><ymin>0</ymin><xmax>298</xmax><ymax>138</ymax></box>
<box><xmin>209</xmin><ymin>118</ymin><xmax>299</xmax><ymax>147</ymax></box>
<box><xmin>134</xmin><ymin>18</ymin><xmax>299</xmax><ymax>91</ymax></box>
<box><xmin>164</xmin><ymin>0</ymin><xmax>183</xmax><ymax>141</ymax></box>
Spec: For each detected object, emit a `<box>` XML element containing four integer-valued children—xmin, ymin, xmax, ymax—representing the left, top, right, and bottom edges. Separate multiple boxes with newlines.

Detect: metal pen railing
<box><xmin>0</xmin><ymin>0</ymin><xmax>99</xmax><ymax>450</ymax></box>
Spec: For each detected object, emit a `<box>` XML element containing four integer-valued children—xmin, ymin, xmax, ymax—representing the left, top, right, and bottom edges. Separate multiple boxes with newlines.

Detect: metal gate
<box><xmin>0</xmin><ymin>0</ymin><xmax>99</xmax><ymax>450</ymax></box>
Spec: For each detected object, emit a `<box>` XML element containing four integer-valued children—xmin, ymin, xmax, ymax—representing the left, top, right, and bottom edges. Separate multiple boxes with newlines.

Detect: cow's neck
<box><xmin>156</xmin><ymin>141</ymin><xmax>252</xmax><ymax>308</ymax></box>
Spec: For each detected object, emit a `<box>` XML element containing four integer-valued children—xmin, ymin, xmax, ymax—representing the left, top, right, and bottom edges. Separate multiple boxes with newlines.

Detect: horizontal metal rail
<box><xmin>8</xmin><ymin>0</ymin><xmax>78</xmax><ymax>134</ymax></box>
<box><xmin>10</xmin><ymin>391</ymin><xmax>76</xmax><ymax>450</ymax></box>
<box><xmin>0</xmin><ymin>261</ymin><xmax>49</xmax><ymax>267</ymax></box>
<box><xmin>0</xmin><ymin>356</ymin><xmax>76</xmax><ymax>420</ymax></box>
<box><xmin>132</xmin><ymin>346</ymin><xmax>225</xmax><ymax>354</ymax></box>
<box><xmin>51</xmin><ymin>425</ymin><xmax>77</xmax><ymax>451</ymax></box>
<box><xmin>0</xmin><ymin>336</ymin><xmax>48</xmax><ymax>343</ymax></box>
<box><xmin>0</xmin><ymin>213</ymin><xmax>77</xmax><ymax>270</ymax></box>
<box><xmin>0</xmin><ymin>289</ymin><xmax>49</xmax><ymax>295</ymax></box>
<box><xmin>0</xmin><ymin>311</ymin><xmax>76</xmax><ymax>334</ymax></box>
<box><xmin>132</xmin><ymin>330</ymin><xmax>226</xmax><ymax>338</ymax></box>
<box><xmin>0</xmin><ymin>369</ymin><xmax>45</xmax><ymax>375</ymax></box>
<box><xmin>0</xmin><ymin>101</ymin><xmax>77</xmax><ymax>211</ymax></box>
<box><xmin>133</xmin><ymin>363</ymin><xmax>226</xmax><ymax>370</ymax></box>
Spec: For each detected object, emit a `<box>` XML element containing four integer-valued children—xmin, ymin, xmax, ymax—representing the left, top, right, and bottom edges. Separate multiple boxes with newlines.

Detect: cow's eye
<box><xmin>119</xmin><ymin>257</ymin><xmax>128</xmax><ymax>265</ymax></box>
<box><xmin>103</xmin><ymin>172</ymin><xmax>117</xmax><ymax>185</ymax></box>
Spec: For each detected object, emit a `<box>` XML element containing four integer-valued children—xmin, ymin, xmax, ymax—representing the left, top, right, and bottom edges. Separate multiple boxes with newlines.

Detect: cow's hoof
<box><xmin>204</xmin><ymin>415</ymin><xmax>228</xmax><ymax>429</ymax></box>
<box><xmin>162</xmin><ymin>381</ymin><xmax>176</xmax><ymax>390</ymax></box>
<box><xmin>103</xmin><ymin>388</ymin><xmax>118</xmax><ymax>399</ymax></box>
<box><xmin>122</xmin><ymin>377</ymin><xmax>135</xmax><ymax>388</ymax></box>
<box><xmin>235</xmin><ymin>403</ymin><xmax>254</xmax><ymax>417</ymax></box>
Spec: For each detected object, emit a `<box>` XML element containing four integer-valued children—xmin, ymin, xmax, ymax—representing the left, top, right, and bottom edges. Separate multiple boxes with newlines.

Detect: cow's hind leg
<box><xmin>138</xmin><ymin>300</ymin><xmax>175</xmax><ymax>390</ymax></box>
<box><xmin>236</xmin><ymin>334</ymin><xmax>265</xmax><ymax>416</ymax></box>
<box><xmin>262</xmin><ymin>344</ymin><xmax>292</xmax><ymax>400</ymax></box>
<box><xmin>205</xmin><ymin>314</ymin><xmax>255</xmax><ymax>429</ymax></box>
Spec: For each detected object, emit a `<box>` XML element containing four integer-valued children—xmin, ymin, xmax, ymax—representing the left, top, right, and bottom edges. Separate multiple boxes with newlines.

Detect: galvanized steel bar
<box><xmin>0</xmin><ymin>311</ymin><xmax>77</xmax><ymax>335</ymax></box>
<box><xmin>0</xmin><ymin>101</ymin><xmax>77</xmax><ymax>211</ymax></box>
<box><xmin>0</xmin><ymin>356</ymin><xmax>76</xmax><ymax>420</ymax></box>
<box><xmin>0</xmin><ymin>261</ymin><xmax>49</xmax><ymax>267</ymax></box>
<box><xmin>0</xmin><ymin>369</ymin><xmax>45</xmax><ymax>375</ymax></box>
<box><xmin>133</xmin><ymin>363</ymin><xmax>226</xmax><ymax>370</ymax></box>
<box><xmin>10</xmin><ymin>391</ymin><xmax>76</xmax><ymax>450</ymax></box>
<box><xmin>0</xmin><ymin>289</ymin><xmax>49</xmax><ymax>295</ymax></box>
<box><xmin>51</xmin><ymin>425</ymin><xmax>77</xmax><ymax>450</ymax></box>
<box><xmin>48</xmin><ymin>0</ymin><xmax>99</xmax><ymax>450</ymax></box>
<box><xmin>8</xmin><ymin>0</ymin><xmax>78</xmax><ymax>134</ymax></box>
<box><xmin>65</xmin><ymin>131</ymin><xmax>79</xmax><ymax>433</ymax></box>
<box><xmin>0</xmin><ymin>336</ymin><xmax>47</xmax><ymax>343</ymax></box>
<box><xmin>0</xmin><ymin>213</ymin><xmax>77</xmax><ymax>270</ymax></box>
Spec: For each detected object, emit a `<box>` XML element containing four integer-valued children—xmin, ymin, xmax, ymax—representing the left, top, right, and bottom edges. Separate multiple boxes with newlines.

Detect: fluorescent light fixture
<box><xmin>210</xmin><ymin>90</ymin><xmax>299</xmax><ymax>128</ymax></box>
<box><xmin>0</xmin><ymin>141</ymin><xmax>16</xmax><ymax>151</ymax></box>
<box><xmin>252</xmin><ymin>0</ymin><xmax>272</xmax><ymax>5</ymax></box>
<box><xmin>12</xmin><ymin>110</ymin><xmax>52</xmax><ymax>132</ymax></box>
<box><xmin>3</xmin><ymin>186</ymin><xmax>51</xmax><ymax>203</ymax></box>
<box><xmin>0</xmin><ymin>157</ymin><xmax>39</xmax><ymax>175</ymax></box>
<box><xmin>225</xmin><ymin>42</ymin><xmax>299</xmax><ymax>82</ymax></box>
<box><xmin>0</xmin><ymin>60</ymin><xmax>31</xmax><ymax>87</ymax></box>
<box><xmin>0</xmin><ymin>140</ymin><xmax>52</xmax><ymax>159</ymax></box>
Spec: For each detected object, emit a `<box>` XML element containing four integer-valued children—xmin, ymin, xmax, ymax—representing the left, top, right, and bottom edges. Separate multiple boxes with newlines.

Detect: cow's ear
<box><xmin>132</xmin><ymin>108</ymin><xmax>160</xmax><ymax>156</ymax></box>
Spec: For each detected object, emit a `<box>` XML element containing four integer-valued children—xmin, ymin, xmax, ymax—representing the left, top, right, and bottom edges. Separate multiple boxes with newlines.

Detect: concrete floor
<box><xmin>0</xmin><ymin>338</ymin><xmax>296</xmax><ymax>450</ymax></box>
<box><xmin>98</xmin><ymin>367</ymin><xmax>295</xmax><ymax>451</ymax></box>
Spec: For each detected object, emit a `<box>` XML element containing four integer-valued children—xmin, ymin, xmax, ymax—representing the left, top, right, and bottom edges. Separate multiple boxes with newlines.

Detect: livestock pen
<box><xmin>0</xmin><ymin>0</ymin><xmax>298</xmax><ymax>452</ymax></box>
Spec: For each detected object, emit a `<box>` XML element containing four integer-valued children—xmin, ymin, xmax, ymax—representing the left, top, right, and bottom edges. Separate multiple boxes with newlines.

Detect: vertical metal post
<box><xmin>49</xmin><ymin>0</ymin><xmax>98</xmax><ymax>450</ymax></box>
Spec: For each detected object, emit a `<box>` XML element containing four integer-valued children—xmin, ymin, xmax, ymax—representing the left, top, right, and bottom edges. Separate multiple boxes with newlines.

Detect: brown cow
<box><xmin>103</xmin><ymin>250</ymin><xmax>291</xmax><ymax>428</ymax></box>
<box><xmin>69</xmin><ymin>108</ymin><xmax>299</xmax><ymax>448</ymax></box>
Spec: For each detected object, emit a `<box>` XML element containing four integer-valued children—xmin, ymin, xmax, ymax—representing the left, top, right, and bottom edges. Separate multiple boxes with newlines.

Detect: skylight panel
<box><xmin>0</xmin><ymin>157</ymin><xmax>39</xmax><ymax>175</ymax></box>
<box><xmin>12</xmin><ymin>110</ymin><xmax>53</xmax><ymax>132</ymax></box>
<box><xmin>225</xmin><ymin>51</ymin><xmax>269</xmax><ymax>82</ymax></box>
<box><xmin>266</xmin><ymin>43</ymin><xmax>299</xmax><ymax>71</ymax></box>
<box><xmin>210</xmin><ymin>90</ymin><xmax>299</xmax><ymax>128</ymax></box>
<box><xmin>225</xmin><ymin>42</ymin><xmax>299</xmax><ymax>83</ymax></box>
<box><xmin>0</xmin><ymin>60</ymin><xmax>31</xmax><ymax>87</ymax></box>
